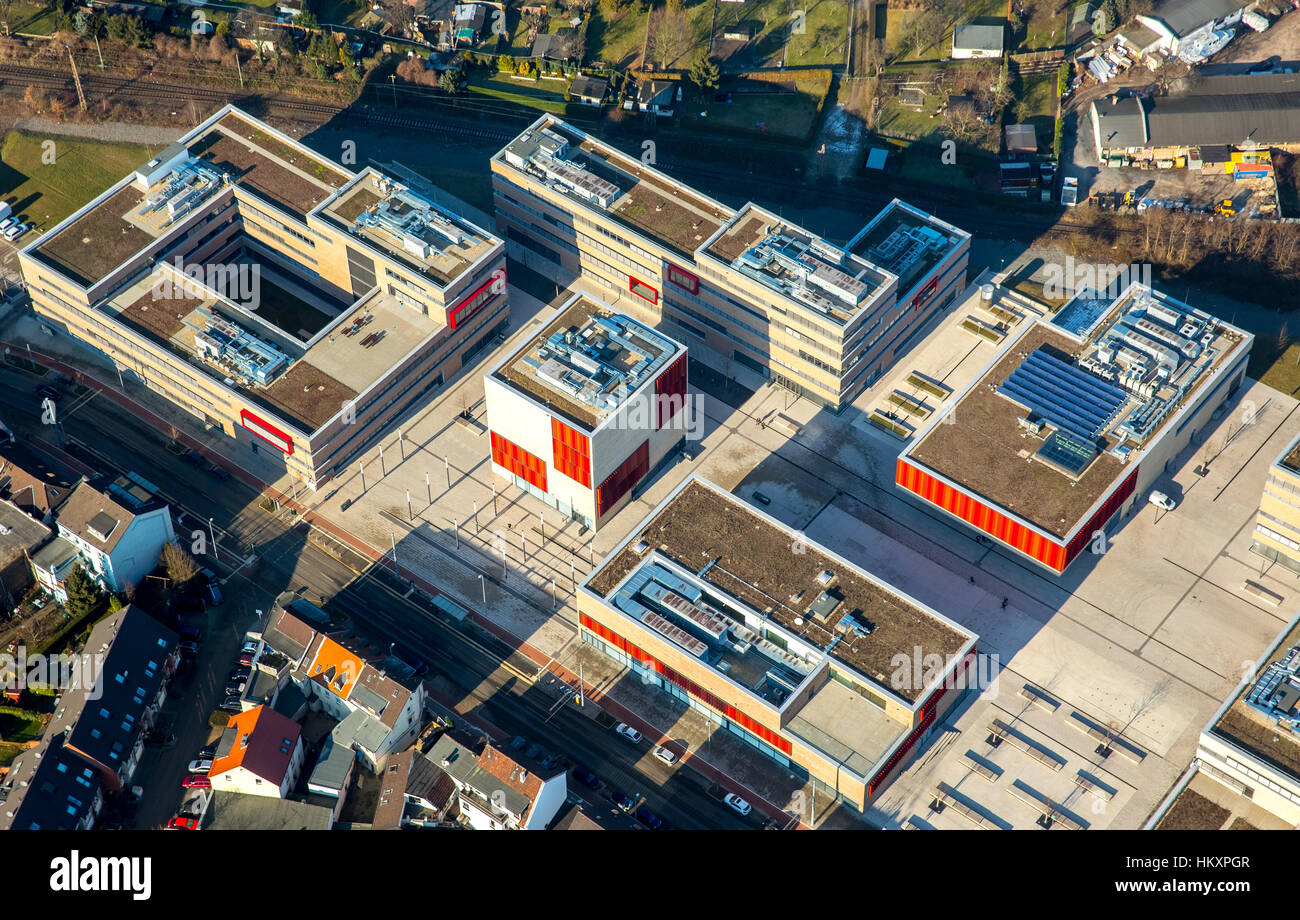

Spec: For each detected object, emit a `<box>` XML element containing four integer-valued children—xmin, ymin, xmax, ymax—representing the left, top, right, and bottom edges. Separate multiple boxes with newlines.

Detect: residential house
<box><xmin>261</xmin><ymin>605</ymin><xmax>426</xmax><ymax>763</ymax></box>
<box><xmin>451</xmin><ymin>2</ymin><xmax>490</xmax><ymax>47</ymax></box>
<box><xmin>634</xmin><ymin>79</ymin><xmax>678</xmax><ymax>115</ymax></box>
<box><xmin>532</xmin><ymin>27</ymin><xmax>577</xmax><ymax>60</ymax></box>
<box><xmin>209</xmin><ymin>704</ymin><xmax>305</xmax><ymax>798</ymax></box>
<box><xmin>32</xmin><ymin>478</ymin><xmax>175</xmax><ymax>603</ymax></box>
<box><xmin>569</xmin><ymin>74</ymin><xmax>608</xmax><ymax>106</ymax></box>
<box><xmin>427</xmin><ymin>733</ymin><xmax>566</xmax><ymax>829</ymax></box>
<box><xmin>372</xmin><ymin>747</ymin><xmax>458</xmax><ymax>829</ymax></box>
<box><xmin>205</xmin><ymin>791</ymin><xmax>334</xmax><ymax>830</ymax></box>
<box><xmin>1005</xmin><ymin>123</ymin><xmax>1038</xmax><ymax>154</ymax></box>
<box><xmin>0</xmin><ymin>605</ymin><xmax>178</xmax><ymax>829</ymax></box>
<box><xmin>306</xmin><ymin>729</ymin><xmax>357</xmax><ymax>811</ymax></box>
<box><xmin>550</xmin><ymin>800</ymin><xmax>642</xmax><ymax>829</ymax></box>
<box><xmin>951</xmin><ymin>22</ymin><xmax>1004</xmax><ymax>58</ymax></box>
<box><xmin>0</xmin><ymin>443</ymin><xmax>76</xmax><ymax>524</ymax></box>
<box><xmin>0</xmin><ymin>499</ymin><xmax>51</xmax><ymax>611</ymax></box>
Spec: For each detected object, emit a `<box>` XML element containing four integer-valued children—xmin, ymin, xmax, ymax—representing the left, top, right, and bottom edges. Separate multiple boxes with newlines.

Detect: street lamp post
<box><xmin>426</xmin><ymin>471</ymin><xmax>431</xmax><ymax>504</ymax></box>
<box><xmin>406</xmin><ymin>489</ymin><xmax>412</xmax><ymax>522</ymax></box>
<box><xmin>359</xmin><ymin>461</ymin><xmax>366</xmax><ymax>492</ymax></box>
<box><xmin>453</xmin><ymin>520</ymin><xmax>459</xmax><ymax>549</ymax></box>
<box><xmin>390</xmin><ymin>532</ymin><xmax>398</xmax><ymax>574</ymax></box>
<box><xmin>379</xmin><ymin>445</ymin><xmax>385</xmax><ymax>477</ymax></box>
<box><xmin>473</xmin><ymin>501</ymin><xmax>479</xmax><ymax>531</ymax></box>
<box><xmin>207</xmin><ymin>518</ymin><xmax>217</xmax><ymax>559</ymax></box>
<box><xmin>479</xmin><ymin>573</ymin><xmax>485</xmax><ymax>604</ymax></box>
<box><xmin>444</xmin><ymin>456</ymin><xmax>450</xmax><ymax>491</ymax></box>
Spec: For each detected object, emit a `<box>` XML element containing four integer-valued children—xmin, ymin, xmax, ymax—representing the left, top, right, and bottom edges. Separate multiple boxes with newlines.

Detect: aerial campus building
<box><xmin>17</xmin><ymin>105</ymin><xmax>507</xmax><ymax>491</ymax></box>
<box><xmin>491</xmin><ymin>115</ymin><xmax>970</xmax><ymax>411</ymax></box>
<box><xmin>579</xmin><ymin>476</ymin><xmax>978</xmax><ymax>813</ymax></box>
<box><xmin>484</xmin><ymin>294</ymin><xmax>688</xmax><ymax>530</ymax></box>
<box><xmin>1196</xmin><ymin>611</ymin><xmax>1300</xmax><ymax>827</ymax></box>
<box><xmin>1250</xmin><ymin>429</ymin><xmax>1300</xmax><ymax>575</ymax></box>
<box><xmin>896</xmin><ymin>282</ymin><xmax>1252</xmax><ymax>575</ymax></box>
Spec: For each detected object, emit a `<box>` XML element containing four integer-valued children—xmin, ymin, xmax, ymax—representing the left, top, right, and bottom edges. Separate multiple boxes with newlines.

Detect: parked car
<box><xmin>166</xmin><ymin>815</ymin><xmax>200</xmax><ymax>830</ymax></box>
<box><xmin>724</xmin><ymin>793</ymin><xmax>752</xmax><ymax>816</ymax></box>
<box><xmin>227</xmin><ymin>666</ymin><xmax>250</xmax><ymax>683</ymax></box>
<box><xmin>224</xmin><ymin>681</ymin><xmax>246</xmax><ymax>696</ymax></box>
<box><xmin>197</xmin><ymin>743</ymin><xmax>217</xmax><ymax>759</ymax></box>
<box><xmin>1148</xmin><ymin>490</ymin><xmax>1177</xmax><ymax>511</ymax></box>
<box><xmin>241</xmin><ymin>639</ymin><xmax>260</xmax><ymax>655</ymax></box>
<box><xmin>614</xmin><ymin>723</ymin><xmax>642</xmax><ymax>744</ymax></box>
<box><xmin>652</xmin><ymin>745</ymin><xmax>677</xmax><ymax>766</ymax></box>
<box><xmin>179</xmin><ymin>625</ymin><xmax>201</xmax><ymax>642</ymax></box>
<box><xmin>220</xmin><ymin>696</ymin><xmax>243</xmax><ymax>713</ymax></box>
<box><xmin>614</xmin><ymin>791</ymin><xmax>636</xmax><ymax>813</ymax></box>
<box><xmin>751</xmin><ymin>491</ymin><xmax>771</xmax><ymax>505</ymax></box>
<box><xmin>4</xmin><ymin>222</ymin><xmax>29</xmax><ymax>242</ymax></box>
<box><xmin>179</xmin><ymin>449</ymin><xmax>204</xmax><ymax>466</ymax></box>
<box><xmin>237</xmin><ymin>652</ymin><xmax>254</xmax><ymax>667</ymax></box>
<box><xmin>143</xmin><ymin>730</ymin><xmax>176</xmax><ymax>749</ymax></box>
<box><xmin>178</xmin><ymin>639</ymin><xmax>200</xmax><ymax>654</ymax></box>
<box><xmin>635</xmin><ymin>805</ymin><xmax>665</xmax><ymax>829</ymax></box>
<box><xmin>187</xmin><ymin>758</ymin><xmax>213</xmax><ymax>774</ymax></box>
<box><xmin>181</xmin><ymin>774</ymin><xmax>211</xmax><ymax>789</ymax></box>
<box><xmin>0</xmin><ymin>217</ymin><xmax>15</xmax><ymax>233</ymax></box>
<box><xmin>36</xmin><ymin>385</ymin><xmax>61</xmax><ymax>403</ymax></box>
<box><xmin>205</xmin><ymin>583</ymin><xmax>224</xmax><ymax>607</ymax></box>
<box><xmin>570</xmin><ymin>765</ymin><xmax>599</xmax><ymax>789</ymax></box>
<box><xmin>205</xmin><ymin>462</ymin><xmax>230</xmax><ymax>481</ymax></box>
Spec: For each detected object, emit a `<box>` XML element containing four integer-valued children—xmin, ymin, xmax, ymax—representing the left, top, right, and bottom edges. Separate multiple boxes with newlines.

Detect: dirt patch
<box><xmin>1155</xmin><ymin>788</ymin><xmax>1230</xmax><ymax>830</ymax></box>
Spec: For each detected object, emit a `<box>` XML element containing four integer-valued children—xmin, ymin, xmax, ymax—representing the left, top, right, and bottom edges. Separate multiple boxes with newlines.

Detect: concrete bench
<box><xmin>1068</xmin><ymin>712</ymin><xmax>1146</xmax><ymax>764</ymax></box>
<box><xmin>1006</xmin><ymin>781</ymin><xmax>1088</xmax><ymax>830</ymax></box>
<box><xmin>904</xmin><ymin>816</ymin><xmax>926</xmax><ymax>830</ymax></box>
<box><xmin>988</xmin><ymin>719</ymin><xmax>1065</xmax><ymax>772</ymax></box>
<box><xmin>1019</xmin><ymin>684</ymin><xmax>1060</xmax><ymax>714</ymax></box>
<box><xmin>1074</xmin><ymin>771</ymin><xmax>1116</xmax><ymax>802</ymax></box>
<box><xmin>1243</xmin><ymin>580</ymin><xmax>1283</xmax><ymax>606</ymax></box>
<box><xmin>933</xmin><ymin>783</ymin><xmax>1001</xmax><ymax>829</ymax></box>
<box><xmin>961</xmin><ymin>751</ymin><xmax>1002</xmax><ymax>784</ymax></box>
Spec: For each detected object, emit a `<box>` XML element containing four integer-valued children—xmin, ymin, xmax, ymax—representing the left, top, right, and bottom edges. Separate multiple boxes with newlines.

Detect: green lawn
<box><xmin>713</xmin><ymin>0</ymin><xmax>792</xmax><ymax>69</ymax></box>
<box><xmin>876</xmin><ymin>92</ymin><xmax>947</xmax><ymax>142</ymax></box>
<box><xmin>0</xmin><ymin>741</ymin><xmax>26</xmax><ymax>768</ymax></box>
<box><xmin>9</xmin><ymin>2</ymin><xmax>56</xmax><ymax>36</ymax></box>
<box><xmin>465</xmin><ymin>71</ymin><xmax>568</xmax><ymax>115</ymax></box>
<box><xmin>1020</xmin><ymin>2</ymin><xmax>1066</xmax><ymax>51</ymax></box>
<box><xmin>587</xmin><ymin>2</ymin><xmax>648</xmax><ymax>68</ymax></box>
<box><xmin>315</xmin><ymin>0</ymin><xmax>370</xmax><ymax>27</ymax></box>
<box><xmin>1249</xmin><ymin>340</ymin><xmax>1300</xmax><ymax>398</ymax></box>
<box><xmin>1016</xmin><ymin>71</ymin><xmax>1057</xmax><ymax>150</ymax></box>
<box><xmin>681</xmin><ymin>72</ymin><xmax>826</xmax><ymax>141</ymax></box>
<box><xmin>786</xmin><ymin>0</ymin><xmax>849</xmax><ymax>67</ymax></box>
<box><xmin>0</xmin><ymin>711</ymin><xmax>43</xmax><ymax>744</ymax></box>
<box><xmin>0</xmin><ymin>131</ymin><xmax>164</xmax><ymax>235</ymax></box>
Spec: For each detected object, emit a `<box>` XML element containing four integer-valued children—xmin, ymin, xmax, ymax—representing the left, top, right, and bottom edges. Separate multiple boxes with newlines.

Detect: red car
<box><xmin>237</xmin><ymin>653</ymin><xmax>254</xmax><ymax>667</ymax></box>
<box><xmin>181</xmin><ymin>774</ymin><xmax>211</xmax><ymax>789</ymax></box>
<box><xmin>166</xmin><ymin>815</ymin><xmax>200</xmax><ymax>830</ymax></box>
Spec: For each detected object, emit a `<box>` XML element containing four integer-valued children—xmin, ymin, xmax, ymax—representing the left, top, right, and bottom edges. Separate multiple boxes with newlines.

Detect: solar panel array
<box><xmin>1001</xmin><ymin>347</ymin><xmax>1127</xmax><ymax>442</ymax></box>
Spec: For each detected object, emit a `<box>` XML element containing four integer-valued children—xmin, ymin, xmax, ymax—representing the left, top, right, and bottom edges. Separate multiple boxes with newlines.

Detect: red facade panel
<box><xmin>596</xmin><ymin>440</ymin><xmax>649</xmax><ymax>518</ymax></box>
<box><xmin>491</xmin><ymin>430</ymin><xmax>547</xmax><ymax>492</ymax></box>
<box><xmin>448</xmin><ymin>268</ymin><xmax>505</xmax><ymax>331</ymax></box>
<box><xmin>653</xmin><ymin>355</ymin><xmax>687</xmax><ymax>429</ymax></box>
<box><xmin>896</xmin><ymin>459</ymin><xmax>1066</xmax><ymax>571</ymax></box>
<box><xmin>240</xmin><ymin>409</ymin><xmax>294</xmax><ymax>456</ymax></box>
<box><xmin>578</xmin><ymin>613</ymin><xmax>792</xmax><ymax>756</ymax></box>
<box><xmin>551</xmin><ymin>417</ymin><xmax>591</xmax><ymax>488</ymax></box>
<box><xmin>896</xmin><ymin>459</ymin><xmax>1138</xmax><ymax>574</ymax></box>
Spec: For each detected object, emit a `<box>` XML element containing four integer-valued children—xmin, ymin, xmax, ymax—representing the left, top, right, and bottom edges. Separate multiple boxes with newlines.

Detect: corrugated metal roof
<box><xmin>1146</xmin><ymin>0</ymin><xmax>1249</xmax><ymax>37</ymax></box>
<box><xmin>1093</xmin><ymin>83</ymin><xmax>1300</xmax><ymax>148</ymax></box>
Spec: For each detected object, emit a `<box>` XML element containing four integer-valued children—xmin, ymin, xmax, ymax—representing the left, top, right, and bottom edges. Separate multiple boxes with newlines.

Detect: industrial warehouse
<box><xmin>484</xmin><ymin>294</ymin><xmax>688</xmax><ymax>530</ymax></box>
<box><xmin>896</xmin><ymin>283</ymin><xmax>1253</xmax><ymax>574</ymax></box>
<box><xmin>579</xmin><ymin>476</ymin><xmax>978</xmax><ymax>813</ymax></box>
<box><xmin>17</xmin><ymin>105</ymin><xmax>507</xmax><ymax>491</ymax></box>
<box><xmin>1089</xmin><ymin>73</ymin><xmax>1300</xmax><ymax>165</ymax></box>
<box><xmin>491</xmin><ymin>115</ymin><xmax>970</xmax><ymax>411</ymax></box>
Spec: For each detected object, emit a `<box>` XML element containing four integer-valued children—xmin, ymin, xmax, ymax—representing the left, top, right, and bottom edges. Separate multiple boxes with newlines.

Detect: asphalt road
<box><xmin>0</xmin><ymin>361</ymin><xmax>756</xmax><ymax>829</ymax></box>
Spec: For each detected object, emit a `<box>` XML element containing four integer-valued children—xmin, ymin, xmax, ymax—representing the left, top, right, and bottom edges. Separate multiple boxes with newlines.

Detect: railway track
<box><xmin>0</xmin><ymin>59</ymin><xmax>1136</xmax><ymax>243</ymax></box>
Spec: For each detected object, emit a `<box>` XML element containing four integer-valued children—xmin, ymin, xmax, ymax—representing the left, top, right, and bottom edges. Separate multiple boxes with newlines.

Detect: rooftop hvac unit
<box><xmin>1018</xmin><ymin>416</ymin><xmax>1044</xmax><ymax>435</ymax></box>
<box><xmin>402</xmin><ymin>232</ymin><xmax>432</xmax><ymax>259</ymax></box>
